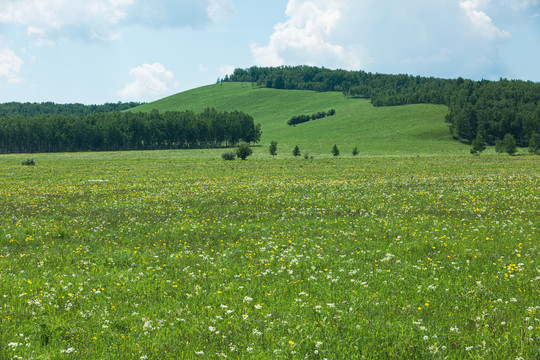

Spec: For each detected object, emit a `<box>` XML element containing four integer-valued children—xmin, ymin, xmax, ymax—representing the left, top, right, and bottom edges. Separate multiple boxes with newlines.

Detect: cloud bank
<box><xmin>118</xmin><ymin>62</ymin><xmax>179</xmax><ymax>101</ymax></box>
<box><xmin>0</xmin><ymin>0</ymin><xmax>237</xmax><ymax>42</ymax></box>
<box><xmin>252</xmin><ymin>0</ymin><xmax>524</xmax><ymax>79</ymax></box>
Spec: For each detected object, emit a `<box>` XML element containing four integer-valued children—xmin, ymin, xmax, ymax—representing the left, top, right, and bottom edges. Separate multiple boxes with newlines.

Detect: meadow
<box><xmin>1</xmin><ymin>150</ymin><xmax>538</xmax><ymax>359</ymax></box>
<box><xmin>131</xmin><ymin>83</ymin><xmax>467</xmax><ymax>156</ymax></box>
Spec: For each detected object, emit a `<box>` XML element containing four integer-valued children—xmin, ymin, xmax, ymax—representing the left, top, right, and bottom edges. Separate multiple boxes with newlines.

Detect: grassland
<box><xmin>132</xmin><ymin>83</ymin><xmax>468</xmax><ymax>156</ymax></box>
<box><xmin>1</xmin><ymin>150</ymin><xmax>539</xmax><ymax>359</ymax></box>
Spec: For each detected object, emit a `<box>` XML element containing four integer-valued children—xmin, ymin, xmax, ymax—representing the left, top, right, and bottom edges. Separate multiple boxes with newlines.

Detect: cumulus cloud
<box><xmin>255</xmin><ymin>0</ymin><xmax>519</xmax><ymax>79</ymax></box>
<box><xmin>0</xmin><ymin>0</ymin><xmax>237</xmax><ymax>42</ymax></box>
<box><xmin>252</xmin><ymin>0</ymin><xmax>362</xmax><ymax>70</ymax></box>
<box><xmin>0</xmin><ymin>47</ymin><xmax>24</xmax><ymax>84</ymax></box>
<box><xmin>118</xmin><ymin>63</ymin><xmax>179</xmax><ymax>101</ymax></box>
<box><xmin>459</xmin><ymin>0</ymin><xmax>511</xmax><ymax>39</ymax></box>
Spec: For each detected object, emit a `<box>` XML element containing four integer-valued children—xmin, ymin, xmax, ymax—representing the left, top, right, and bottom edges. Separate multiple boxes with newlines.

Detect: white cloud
<box><xmin>207</xmin><ymin>0</ymin><xmax>237</xmax><ymax>23</ymax></box>
<box><xmin>251</xmin><ymin>0</ymin><xmax>362</xmax><ymax>70</ymax></box>
<box><xmin>0</xmin><ymin>0</ymin><xmax>236</xmax><ymax>42</ymax></box>
<box><xmin>459</xmin><ymin>0</ymin><xmax>511</xmax><ymax>39</ymax></box>
<box><xmin>0</xmin><ymin>47</ymin><xmax>24</xmax><ymax>84</ymax></box>
<box><xmin>255</xmin><ymin>0</ymin><xmax>519</xmax><ymax>80</ymax></box>
<box><xmin>118</xmin><ymin>63</ymin><xmax>178</xmax><ymax>101</ymax></box>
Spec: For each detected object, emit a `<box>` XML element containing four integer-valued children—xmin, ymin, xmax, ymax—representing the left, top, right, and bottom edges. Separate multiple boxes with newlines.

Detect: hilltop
<box><xmin>131</xmin><ymin>82</ymin><xmax>466</xmax><ymax>156</ymax></box>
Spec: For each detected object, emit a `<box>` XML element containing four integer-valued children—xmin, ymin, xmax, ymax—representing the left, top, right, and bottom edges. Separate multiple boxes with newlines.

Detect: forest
<box><xmin>226</xmin><ymin>66</ymin><xmax>540</xmax><ymax>146</ymax></box>
<box><xmin>0</xmin><ymin>108</ymin><xmax>261</xmax><ymax>154</ymax></box>
<box><xmin>0</xmin><ymin>101</ymin><xmax>143</xmax><ymax>116</ymax></box>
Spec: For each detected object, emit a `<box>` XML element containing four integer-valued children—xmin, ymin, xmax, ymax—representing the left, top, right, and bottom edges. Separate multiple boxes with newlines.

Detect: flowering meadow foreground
<box><xmin>0</xmin><ymin>152</ymin><xmax>539</xmax><ymax>359</ymax></box>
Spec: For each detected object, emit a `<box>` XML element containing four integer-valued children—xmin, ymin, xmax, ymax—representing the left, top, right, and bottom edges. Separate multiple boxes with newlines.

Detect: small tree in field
<box><xmin>502</xmin><ymin>134</ymin><xmax>517</xmax><ymax>155</ymax></box>
<box><xmin>470</xmin><ymin>134</ymin><xmax>486</xmax><ymax>155</ymax></box>
<box><xmin>332</xmin><ymin>144</ymin><xmax>340</xmax><ymax>157</ymax></box>
<box><xmin>236</xmin><ymin>142</ymin><xmax>253</xmax><ymax>160</ymax></box>
<box><xmin>292</xmin><ymin>145</ymin><xmax>300</xmax><ymax>157</ymax></box>
<box><xmin>529</xmin><ymin>133</ymin><xmax>540</xmax><ymax>155</ymax></box>
<box><xmin>352</xmin><ymin>146</ymin><xmax>359</xmax><ymax>156</ymax></box>
<box><xmin>269</xmin><ymin>140</ymin><xmax>278</xmax><ymax>157</ymax></box>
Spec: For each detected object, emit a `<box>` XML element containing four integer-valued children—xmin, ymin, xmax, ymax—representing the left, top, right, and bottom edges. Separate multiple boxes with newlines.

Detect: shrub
<box><xmin>352</xmin><ymin>146</ymin><xmax>359</xmax><ymax>156</ymax></box>
<box><xmin>292</xmin><ymin>145</ymin><xmax>301</xmax><ymax>157</ymax></box>
<box><xmin>236</xmin><ymin>142</ymin><xmax>253</xmax><ymax>160</ymax></box>
<box><xmin>221</xmin><ymin>151</ymin><xmax>236</xmax><ymax>161</ymax></box>
<box><xmin>21</xmin><ymin>158</ymin><xmax>35</xmax><ymax>166</ymax></box>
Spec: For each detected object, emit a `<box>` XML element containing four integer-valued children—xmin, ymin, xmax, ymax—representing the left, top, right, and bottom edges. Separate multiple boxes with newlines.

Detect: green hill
<box><xmin>132</xmin><ymin>82</ymin><xmax>468</xmax><ymax>156</ymax></box>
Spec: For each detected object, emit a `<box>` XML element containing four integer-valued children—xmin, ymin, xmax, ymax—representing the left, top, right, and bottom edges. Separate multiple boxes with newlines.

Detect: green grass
<box><xmin>1</xmin><ymin>151</ymin><xmax>539</xmax><ymax>359</ymax></box>
<box><xmin>132</xmin><ymin>83</ymin><xmax>468</xmax><ymax>156</ymax></box>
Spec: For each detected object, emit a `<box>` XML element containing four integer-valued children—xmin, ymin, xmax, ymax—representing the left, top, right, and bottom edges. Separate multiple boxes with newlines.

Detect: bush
<box><xmin>236</xmin><ymin>142</ymin><xmax>253</xmax><ymax>160</ymax></box>
<box><xmin>352</xmin><ymin>146</ymin><xmax>359</xmax><ymax>156</ymax></box>
<box><xmin>221</xmin><ymin>151</ymin><xmax>236</xmax><ymax>161</ymax></box>
<box><xmin>292</xmin><ymin>145</ymin><xmax>301</xmax><ymax>157</ymax></box>
<box><xmin>21</xmin><ymin>158</ymin><xmax>35</xmax><ymax>166</ymax></box>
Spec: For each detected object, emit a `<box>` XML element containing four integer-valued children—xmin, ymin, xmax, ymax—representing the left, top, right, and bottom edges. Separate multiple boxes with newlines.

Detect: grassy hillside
<box><xmin>132</xmin><ymin>83</ymin><xmax>468</xmax><ymax>156</ymax></box>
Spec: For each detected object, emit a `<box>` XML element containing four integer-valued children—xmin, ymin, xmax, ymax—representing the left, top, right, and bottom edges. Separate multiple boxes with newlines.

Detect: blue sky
<box><xmin>0</xmin><ymin>0</ymin><xmax>538</xmax><ymax>104</ymax></box>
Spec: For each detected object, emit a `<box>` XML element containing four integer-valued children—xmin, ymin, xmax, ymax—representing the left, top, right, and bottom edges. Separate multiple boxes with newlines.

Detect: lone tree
<box><xmin>470</xmin><ymin>134</ymin><xmax>486</xmax><ymax>155</ymax></box>
<box><xmin>332</xmin><ymin>144</ymin><xmax>340</xmax><ymax>157</ymax></box>
<box><xmin>236</xmin><ymin>142</ymin><xmax>253</xmax><ymax>160</ymax></box>
<box><xmin>269</xmin><ymin>140</ymin><xmax>278</xmax><ymax>157</ymax></box>
<box><xmin>529</xmin><ymin>133</ymin><xmax>540</xmax><ymax>155</ymax></box>
<box><xmin>352</xmin><ymin>146</ymin><xmax>359</xmax><ymax>156</ymax></box>
<box><xmin>292</xmin><ymin>145</ymin><xmax>301</xmax><ymax>157</ymax></box>
<box><xmin>502</xmin><ymin>134</ymin><xmax>517</xmax><ymax>155</ymax></box>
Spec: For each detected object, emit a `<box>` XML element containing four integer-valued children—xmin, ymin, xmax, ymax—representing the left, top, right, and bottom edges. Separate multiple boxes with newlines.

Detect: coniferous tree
<box><xmin>292</xmin><ymin>145</ymin><xmax>300</xmax><ymax>157</ymax></box>
<box><xmin>332</xmin><ymin>144</ymin><xmax>340</xmax><ymax>157</ymax></box>
<box><xmin>470</xmin><ymin>134</ymin><xmax>486</xmax><ymax>155</ymax></box>
<box><xmin>528</xmin><ymin>133</ymin><xmax>540</xmax><ymax>155</ymax></box>
<box><xmin>502</xmin><ymin>134</ymin><xmax>517</xmax><ymax>155</ymax></box>
<box><xmin>269</xmin><ymin>140</ymin><xmax>278</xmax><ymax>157</ymax></box>
<box><xmin>352</xmin><ymin>146</ymin><xmax>359</xmax><ymax>156</ymax></box>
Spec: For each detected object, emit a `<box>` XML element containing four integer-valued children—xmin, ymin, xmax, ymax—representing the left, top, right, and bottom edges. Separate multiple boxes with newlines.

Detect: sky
<box><xmin>0</xmin><ymin>0</ymin><xmax>538</xmax><ymax>104</ymax></box>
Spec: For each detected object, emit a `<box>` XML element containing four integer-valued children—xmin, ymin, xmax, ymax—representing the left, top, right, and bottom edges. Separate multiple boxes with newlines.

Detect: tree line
<box><xmin>287</xmin><ymin>109</ymin><xmax>335</xmax><ymax>126</ymax></box>
<box><xmin>226</xmin><ymin>66</ymin><xmax>540</xmax><ymax>146</ymax></box>
<box><xmin>0</xmin><ymin>101</ymin><xmax>143</xmax><ymax>116</ymax></box>
<box><xmin>0</xmin><ymin>108</ymin><xmax>261</xmax><ymax>154</ymax></box>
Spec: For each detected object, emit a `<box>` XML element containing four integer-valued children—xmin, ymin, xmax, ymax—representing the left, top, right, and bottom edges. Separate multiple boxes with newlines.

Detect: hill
<box><xmin>131</xmin><ymin>82</ymin><xmax>468</xmax><ymax>156</ymax></box>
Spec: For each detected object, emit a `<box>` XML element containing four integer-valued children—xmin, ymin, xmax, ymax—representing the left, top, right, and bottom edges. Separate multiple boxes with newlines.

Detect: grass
<box><xmin>131</xmin><ymin>83</ymin><xmax>468</xmax><ymax>156</ymax></box>
<box><xmin>1</xmin><ymin>151</ymin><xmax>539</xmax><ymax>359</ymax></box>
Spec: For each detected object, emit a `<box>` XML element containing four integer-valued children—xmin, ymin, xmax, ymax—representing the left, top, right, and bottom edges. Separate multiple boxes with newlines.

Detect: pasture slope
<box><xmin>132</xmin><ymin>82</ymin><xmax>469</xmax><ymax>156</ymax></box>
